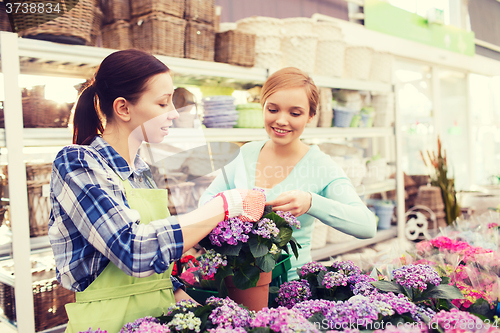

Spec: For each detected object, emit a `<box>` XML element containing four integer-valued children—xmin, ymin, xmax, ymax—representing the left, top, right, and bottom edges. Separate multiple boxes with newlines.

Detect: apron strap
<box><xmin>76</xmin><ymin>278</ymin><xmax>173</xmax><ymax>303</ymax></box>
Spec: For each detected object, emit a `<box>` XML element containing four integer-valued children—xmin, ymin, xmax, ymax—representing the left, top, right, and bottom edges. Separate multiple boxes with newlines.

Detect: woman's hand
<box><xmin>266</xmin><ymin>190</ymin><xmax>312</xmax><ymax>217</ymax></box>
<box><xmin>217</xmin><ymin>189</ymin><xmax>266</xmax><ymax>222</ymax></box>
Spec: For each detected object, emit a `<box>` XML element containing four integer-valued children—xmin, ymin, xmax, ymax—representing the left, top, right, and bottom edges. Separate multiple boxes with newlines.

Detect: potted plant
<box><xmin>198</xmin><ymin>206</ymin><xmax>301</xmax><ymax>311</ymax></box>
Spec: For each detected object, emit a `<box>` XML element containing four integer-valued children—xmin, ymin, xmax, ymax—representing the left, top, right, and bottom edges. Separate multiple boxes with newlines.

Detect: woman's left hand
<box><xmin>265</xmin><ymin>190</ymin><xmax>312</xmax><ymax>217</ymax></box>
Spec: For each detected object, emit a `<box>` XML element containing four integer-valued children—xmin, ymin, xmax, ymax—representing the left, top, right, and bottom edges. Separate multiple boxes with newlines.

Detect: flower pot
<box><xmin>225</xmin><ymin>271</ymin><xmax>272</xmax><ymax>312</ymax></box>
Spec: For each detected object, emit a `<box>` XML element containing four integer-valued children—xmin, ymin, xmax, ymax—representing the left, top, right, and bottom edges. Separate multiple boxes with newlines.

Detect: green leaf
<box><xmin>248</xmin><ymin>237</ymin><xmax>269</xmax><ymax>258</ymax></box>
<box><xmin>233</xmin><ymin>265</ymin><xmax>261</xmax><ymax>289</ymax></box>
<box><xmin>402</xmin><ymin>285</ymin><xmax>414</xmax><ymax>300</ymax></box>
<box><xmin>256</xmin><ymin>253</ymin><xmax>276</xmax><ymax>273</ymax></box>
<box><xmin>308</xmin><ymin>312</ymin><xmax>326</xmax><ymax>331</ymax></box>
<box><xmin>269</xmin><ymin>286</ymin><xmax>280</xmax><ymax>294</ymax></box>
<box><xmin>371</xmin><ymin>280</ymin><xmax>404</xmax><ymax>294</ymax></box>
<box><xmin>467</xmin><ymin>298</ymin><xmax>496</xmax><ymax>318</ymax></box>
<box><xmin>440</xmin><ymin>276</ymin><xmax>450</xmax><ymax>285</ymax></box>
<box><xmin>291</xmin><ymin>236</ymin><xmax>302</xmax><ymax>248</ymax></box>
<box><xmin>214</xmin><ymin>265</ymin><xmax>233</xmax><ymax>298</ymax></box>
<box><xmin>218</xmin><ymin>242</ymin><xmax>243</xmax><ymax>256</ymax></box>
<box><xmin>289</xmin><ymin>239</ymin><xmax>300</xmax><ymax>259</ymax></box>
<box><xmin>277</xmin><ymin>228</ymin><xmax>293</xmax><ymax>247</ymax></box>
<box><xmin>416</xmin><ymin>284</ymin><xmax>464</xmax><ymax>301</ymax></box>
<box><xmin>317</xmin><ymin>270</ymin><xmax>327</xmax><ymax>286</ymax></box>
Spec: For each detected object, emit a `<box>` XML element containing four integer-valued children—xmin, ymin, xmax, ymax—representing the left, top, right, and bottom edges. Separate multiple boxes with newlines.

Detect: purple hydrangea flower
<box><xmin>250</xmin><ymin>307</ymin><xmax>318</xmax><ymax>333</ymax></box>
<box><xmin>331</xmin><ymin>260</ymin><xmax>361</xmax><ymax>277</ymax></box>
<box><xmin>82</xmin><ymin>329</ymin><xmax>108</xmax><ymax>333</ymax></box>
<box><xmin>120</xmin><ymin>316</ymin><xmax>160</xmax><ymax>333</ymax></box>
<box><xmin>199</xmin><ymin>249</ymin><xmax>227</xmax><ymax>277</ymax></box>
<box><xmin>276</xmin><ymin>280</ymin><xmax>312</xmax><ymax>308</ymax></box>
<box><xmin>205</xmin><ymin>296</ymin><xmax>253</xmax><ymax>329</ymax></box>
<box><xmin>276</xmin><ymin>211</ymin><xmax>301</xmax><ymax>229</ymax></box>
<box><xmin>323</xmin><ymin>296</ymin><xmax>380</xmax><ymax>328</ymax></box>
<box><xmin>321</xmin><ymin>271</ymin><xmax>350</xmax><ymax>289</ymax></box>
<box><xmin>252</xmin><ymin>218</ymin><xmax>280</xmax><ymax>239</ymax></box>
<box><xmin>207</xmin><ymin>327</ymin><xmax>247</xmax><ymax>333</ymax></box>
<box><xmin>299</xmin><ymin>261</ymin><xmax>327</xmax><ymax>277</ymax></box>
<box><xmin>209</xmin><ymin>217</ymin><xmax>253</xmax><ymax>247</ymax></box>
<box><xmin>392</xmin><ymin>264</ymin><xmax>441</xmax><ymax>292</ymax></box>
<box><xmin>293</xmin><ymin>299</ymin><xmax>337</xmax><ymax>319</ymax></box>
<box><xmin>350</xmin><ymin>274</ymin><xmax>377</xmax><ymax>296</ymax></box>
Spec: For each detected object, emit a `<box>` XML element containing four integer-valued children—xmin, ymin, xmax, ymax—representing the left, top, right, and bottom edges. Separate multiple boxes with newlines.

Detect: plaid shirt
<box><xmin>49</xmin><ymin>136</ymin><xmax>184</xmax><ymax>292</ymax></box>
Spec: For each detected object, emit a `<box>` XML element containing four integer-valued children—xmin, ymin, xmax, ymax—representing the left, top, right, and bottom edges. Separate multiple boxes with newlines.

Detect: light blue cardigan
<box><xmin>199</xmin><ymin>140</ymin><xmax>377</xmax><ymax>280</ymax></box>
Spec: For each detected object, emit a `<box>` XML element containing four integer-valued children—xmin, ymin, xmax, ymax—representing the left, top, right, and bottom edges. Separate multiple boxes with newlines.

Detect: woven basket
<box><xmin>370</xmin><ymin>52</ymin><xmax>394</xmax><ymax>83</ymax></box>
<box><xmin>0</xmin><ymin>265</ymin><xmax>75</xmax><ymax>332</ymax></box>
<box><xmin>131</xmin><ymin>0</ymin><xmax>185</xmax><ymax>18</ymax></box>
<box><xmin>372</xmin><ymin>93</ymin><xmax>394</xmax><ymax>127</ymax></box>
<box><xmin>281</xmin><ymin>34</ymin><xmax>318</xmax><ymax>74</ymax></box>
<box><xmin>315</xmin><ymin>40</ymin><xmax>346</xmax><ymax>77</ymax></box>
<box><xmin>0</xmin><ymin>3</ymin><xmax>12</xmax><ymax>32</ymax></box>
<box><xmin>318</xmin><ymin>87</ymin><xmax>333</xmax><ymax>128</ymax></box>
<box><xmin>313</xmin><ymin>21</ymin><xmax>343</xmax><ymax>41</ymax></box>
<box><xmin>89</xmin><ymin>1</ymin><xmax>103</xmax><ymax>47</ymax></box>
<box><xmin>3</xmin><ymin>163</ymin><xmax>52</xmax><ymax>237</ymax></box>
<box><xmin>185</xmin><ymin>21</ymin><xmax>215</xmax><ymax>61</ymax></box>
<box><xmin>102</xmin><ymin>0</ymin><xmax>131</xmax><ymax>24</ymax></box>
<box><xmin>132</xmin><ymin>13</ymin><xmax>186</xmax><ymax>57</ymax></box>
<box><xmin>254</xmin><ymin>51</ymin><xmax>282</xmax><ymax>70</ymax></box>
<box><xmin>167</xmin><ymin>182</ymin><xmax>195</xmax><ymax>215</ymax></box>
<box><xmin>102</xmin><ymin>20</ymin><xmax>132</xmax><ymax>50</ymax></box>
<box><xmin>17</xmin><ymin>0</ymin><xmax>95</xmax><ymax>45</ymax></box>
<box><xmin>236</xmin><ymin>16</ymin><xmax>283</xmax><ymax>35</ymax></box>
<box><xmin>343</xmin><ymin>46</ymin><xmax>374</xmax><ymax>80</ymax></box>
<box><xmin>281</xmin><ymin>17</ymin><xmax>314</xmax><ymax>35</ymax></box>
<box><xmin>21</xmin><ymin>96</ymin><xmax>71</xmax><ymax>128</ymax></box>
<box><xmin>184</xmin><ymin>0</ymin><xmax>215</xmax><ymax>24</ymax></box>
<box><xmin>215</xmin><ymin>30</ymin><xmax>255</xmax><ymax>67</ymax></box>
<box><xmin>255</xmin><ymin>34</ymin><xmax>282</xmax><ymax>53</ymax></box>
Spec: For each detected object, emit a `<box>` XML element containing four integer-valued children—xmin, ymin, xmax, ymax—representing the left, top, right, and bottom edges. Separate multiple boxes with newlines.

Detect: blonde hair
<box><xmin>260</xmin><ymin>67</ymin><xmax>319</xmax><ymax>117</ymax></box>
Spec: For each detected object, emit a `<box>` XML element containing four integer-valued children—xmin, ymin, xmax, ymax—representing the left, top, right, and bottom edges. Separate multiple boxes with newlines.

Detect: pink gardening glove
<box><xmin>215</xmin><ymin>189</ymin><xmax>266</xmax><ymax>222</ymax></box>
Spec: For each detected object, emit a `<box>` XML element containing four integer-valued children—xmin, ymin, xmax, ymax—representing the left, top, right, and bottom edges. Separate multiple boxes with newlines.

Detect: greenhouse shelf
<box><xmin>0</xmin><ymin>127</ymin><xmax>394</xmax><ymax>147</ymax></box>
<box><xmin>310</xmin><ymin>226</ymin><xmax>398</xmax><ymax>261</ymax></box>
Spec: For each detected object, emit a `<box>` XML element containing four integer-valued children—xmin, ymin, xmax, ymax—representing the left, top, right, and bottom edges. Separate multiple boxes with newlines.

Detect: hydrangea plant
<box><xmin>199</xmin><ymin>205</ymin><xmax>301</xmax><ymax>293</ymax></box>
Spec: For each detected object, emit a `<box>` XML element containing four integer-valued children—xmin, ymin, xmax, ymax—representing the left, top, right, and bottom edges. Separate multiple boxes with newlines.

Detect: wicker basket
<box><xmin>167</xmin><ymin>182</ymin><xmax>196</xmax><ymax>215</ymax></box>
<box><xmin>313</xmin><ymin>21</ymin><xmax>343</xmax><ymax>41</ymax></box>
<box><xmin>184</xmin><ymin>0</ymin><xmax>215</xmax><ymax>24</ymax></box>
<box><xmin>0</xmin><ymin>3</ymin><xmax>12</xmax><ymax>32</ymax></box>
<box><xmin>131</xmin><ymin>0</ymin><xmax>185</xmax><ymax>18</ymax></box>
<box><xmin>372</xmin><ymin>93</ymin><xmax>394</xmax><ymax>127</ymax></box>
<box><xmin>343</xmin><ymin>46</ymin><xmax>374</xmax><ymax>80</ymax></box>
<box><xmin>255</xmin><ymin>34</ymin><xmax>282</xmax><ymax>53</ymax></box>
<box><xmin>370</xmin><ymin>52</ymin><xmax>394</xmax><ymax>83</ymax></box>
<box><xmin>3</xmin><ymin>163</ymin><xmax>52</xmax><ymax>237</ymax></box>
<box><xmin>236</xmin><ymin>16</ymin><xmax>283</xmax><ymax>35</ymax></box>
<box><xmin>185</xmin><ymin>21</ymin><xmax>215</xmax><ymax>61</ymax></box>
<box><xmin>16</xmin><ymin>0</ymin><xmax>95</xmax><ymax>45</ymax></box>
<box><xmin>315</xmin><ymin>40</ymin><xmax>346</xmax><ymax>77</ymax></box>
<box><xmin>102</xmin><ymin>20</ymin><xmax>132</xmax><ymax>50</ymax></box>
<box><xmin>132</xmin><ymin>13</ymin><xmax>186</xmax><ymax>57</ymax></box>
<box><xmin>281</xmin><ymin>34</ymin><xmax>318</xmax><ymax>74</ymax></box>
<box><xmin>254</xmin><ymin>51</ymin><xmax>282</xmax><ymax>70</ymax></box>
<box><xmin>0</xmin><ymin>263</ymin><xmax>75</xmax><ymax>332</ymax></box>
<box><xmin>318</xmin><ymin>87</ymin><xmax>333</xmax><ymax>128</ymax></box>
<box><xmin>20</xmin><ymin>96</ymin><xmax>71</xmax><ymax>128</ymax></box>
<box><xmin>102</xmin><ymin>0</ymin><xmax>131</xmax><ymax>24</ymax></box>
<box><xmin>215</xmin><ymin>30</ymin><xmax>255</xmax><ymax>67</ymax></box>
<box><xmin>281</xmin><ymin>17</ymin><xmax>314</xmax><ymax>35</ymax></box>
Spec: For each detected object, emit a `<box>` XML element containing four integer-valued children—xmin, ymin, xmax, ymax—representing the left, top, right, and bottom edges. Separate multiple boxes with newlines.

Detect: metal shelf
<box><xmin>0</xmin><ymin>127</ymin><xmax>394</xmax><ymax>147</ymax></box>
<box><xmin>311</xmin><ymin>226</ymin><xmax>398</xmax><ymax>261</ymax></box>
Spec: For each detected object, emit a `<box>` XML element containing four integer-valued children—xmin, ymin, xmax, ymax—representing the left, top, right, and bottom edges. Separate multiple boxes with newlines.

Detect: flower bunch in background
<box><xmin>249</xmin><ymin>306</ymin><xmax>319</xmax><ymax>333</ymax></box>
<box><xmin>199</xmin><ymin>205</ymin><xmax>301</xmax><ymax>293</ymax></box>
<box><xmin>119</xmin><ymin>316</ymin><xmax>169</xmax><ymax>333</ymax></box>
<box><xmin>275</xmin><ymin>280</ymin><xmax>312</xmax><ymax>308</ymax></box>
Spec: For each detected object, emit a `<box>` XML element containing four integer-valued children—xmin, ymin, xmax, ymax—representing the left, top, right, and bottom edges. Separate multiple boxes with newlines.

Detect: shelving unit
<box><xmin>0</xmin><ymin>33</ymin><xmax>404</xmax><ymax>332</ymax></box>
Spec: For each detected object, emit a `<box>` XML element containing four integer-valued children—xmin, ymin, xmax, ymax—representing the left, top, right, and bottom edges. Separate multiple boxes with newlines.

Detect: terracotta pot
<box><xmin>225</xmin><ymin>271</ymin><xmax>272</xmax><ymax>312</ymax></box>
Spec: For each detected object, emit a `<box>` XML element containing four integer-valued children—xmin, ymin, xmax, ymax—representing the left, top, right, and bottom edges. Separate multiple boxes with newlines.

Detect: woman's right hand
<box><xmin>217</xmin><ymin>189</ymin><xmax>266</xmax><ymax>222</ymax></box>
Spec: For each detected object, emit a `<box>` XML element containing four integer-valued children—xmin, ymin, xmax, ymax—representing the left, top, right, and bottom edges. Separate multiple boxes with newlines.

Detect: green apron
<box><xmin>65</xmin><ymin>179</ymin><xmax>177</xmax><ymax>333</ymax></box>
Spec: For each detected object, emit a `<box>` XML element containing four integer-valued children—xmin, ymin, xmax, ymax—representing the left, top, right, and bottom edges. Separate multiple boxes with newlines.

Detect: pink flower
<box><xmin>180</xmin><ymin>267</ymin><xmax>199</xmax><ymax>286</ymax></box>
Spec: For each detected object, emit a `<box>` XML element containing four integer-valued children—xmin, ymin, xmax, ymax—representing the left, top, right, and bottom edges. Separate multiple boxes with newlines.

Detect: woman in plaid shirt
<box><xmin>49</xmin><ymin>49</ymin><xmax>265</xmax><ymax>333</ymax></box>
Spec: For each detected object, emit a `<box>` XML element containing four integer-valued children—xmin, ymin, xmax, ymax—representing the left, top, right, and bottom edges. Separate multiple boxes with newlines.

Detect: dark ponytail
<box><xmin>72</xmin><ymin>49</ymin><xmax>170</xmax><ymax>145</ymax></box>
